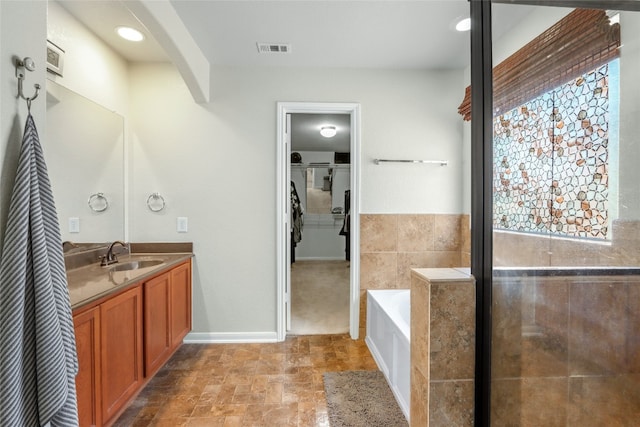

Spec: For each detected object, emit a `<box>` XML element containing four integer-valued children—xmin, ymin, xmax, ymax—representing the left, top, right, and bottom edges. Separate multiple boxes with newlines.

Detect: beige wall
<box><xmin>129</xmin><ymin>62</ymin><xmax>466</xmax><ymax>337</ymax></box>
<box><xmin>0</xmin><ymin>1</ymin><xmax>47</xmax><ymax>255</ymax></box>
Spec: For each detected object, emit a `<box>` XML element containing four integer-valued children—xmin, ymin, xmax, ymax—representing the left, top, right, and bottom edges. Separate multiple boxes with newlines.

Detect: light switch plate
<box><xmin>177</xmin><ymin>217</ymin><xmax>188</xmax><ymax>233</ymax></box>
<box><xmin>69</xmin><ymin>217</ymin><xmax>80</xmax><ymax>233</ymax></box>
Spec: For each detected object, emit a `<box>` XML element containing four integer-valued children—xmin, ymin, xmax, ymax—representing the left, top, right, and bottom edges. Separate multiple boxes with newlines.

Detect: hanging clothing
<box><xmin>291</xmin><ymin>181</ymin><xmax>304</xmax><ymax>264</ymax></box>
<box><xmin>339</xmin><ymin>190</ymin><xmax>351</xmax><ymax>261</ymax></box>
<box><xmin>291</xmin><ymin>181</ymin><xmax>304</xmax><ymax>244</ymax></box>
<box><xmin>0</xmin><ymin>114</ymin><xmax>79</xmax><ymax>426</ymax></box>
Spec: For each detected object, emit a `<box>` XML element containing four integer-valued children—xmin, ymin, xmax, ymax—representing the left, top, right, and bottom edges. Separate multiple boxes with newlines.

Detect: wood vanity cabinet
<box><xmin>144</xmin><ymin>273</ymin><xmax>172</xmax><ymax>376</ymax></box>
<box><xmin>169</xmin><ymin>262</ymin><xmax>192</xmax><ymax>348</ymax></box>
<box><xmin>72</xmin><ymin>259</ymin><xmax>192</xmax><ymax>427</ymax></box>
<box><xmin>144</xmin><ymin>261</ymin><xmax>192</xmax><ymax>376</ymax></box>
<box><xmin>100</xmin><ymin>286</ymin><xmax>143</xmax><ymax>423</ymax></box>
<box><xmin>74</xmin><ymin>306</ymin><xmax>102</xmax><ymax>427</ymax></box>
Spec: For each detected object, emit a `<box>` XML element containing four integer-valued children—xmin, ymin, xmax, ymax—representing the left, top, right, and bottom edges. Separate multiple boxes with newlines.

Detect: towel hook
<box><xmin>15</xmin><ymin>56</ymin><xmax>40</xmax><ymax>110</ymax></box>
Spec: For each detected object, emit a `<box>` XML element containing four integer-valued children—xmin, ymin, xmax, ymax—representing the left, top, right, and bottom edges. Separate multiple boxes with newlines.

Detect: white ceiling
<box><xmin>57</xmin><ymin>0</ymin><xmax>537</xmax><ymax>69</ymax></box>
<box><xmin>169</xmin><ymin>0</ymin><xmax>472</xmax><ymax>70</ymax></box>
<box><xmin>57</xmin><ymin>0</ymin><xmax>476</xmax><ymax>69</ymax></box>
<box><xmin>57</xmin><ymin>0</ymin><xmax>169</xmax><ymax>62</ymax></box>
<box><xmin>55</xmin><ymin>0</ymin><xmax>535</xmax><ymax>148</ymax></box>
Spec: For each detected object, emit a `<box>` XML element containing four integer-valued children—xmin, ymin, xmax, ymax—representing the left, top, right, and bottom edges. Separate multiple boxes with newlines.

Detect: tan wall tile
<box><xmin>360</xmin><ymin>214</ymin><xmax>398</xmax><ymax>252</ymax></box>
<box><xmin>359</xmin><ymin>252</ymin><xmax>397</xmax><ymax>290</ymax></box>
<box><xmin>434</xmin><ymin>214</ymin><xmax>462</xmax><ymax>251</ymax></box>
<box><xmin>411</xmin><ymin>274</ymin><xmax>430</xmax><ymax>375</ymax></box>
<box><xmin>569</xmin><ymin>280</ymin><xmax>628</xmax><ymax>375</ymax></box>
<box><xmin>521</xmin><ymin>278</ymin><xmax>569</xmax><ymax>378</ymax></box>
<box><xmin>490</xmin><ymin>378</ymin><xmax>522</xmax><ymax>426</ymax></box>
<box><xmin>398</xmin><ymin>214</ymin><xmax>434</xmax><ymax>252</ymax></box>
<box><xmin>491</xmin><ymin>277</ymin><xmax>524</xmax><ymax>379</ymax></box>
<box><xmin>429</xmin><ymin>380</ymin><xmax>474</xmax><ymax>426</ymax></box>
<box><xmin>398</xmin><ymin>252</ymin><xmax>462</xmax><ymax>289</ymax></box>
<box><xmin>430</xmin><ymin>282</ymin><xmax>475</xmax><ymax>381</ymax></box>
<box><xmin>568</xmin><ymin>375</ymin><xmax>640</xmax><ymax>426</ymax></box>
<box><xmin>460</xmin><ymin>251</ymin><xmax>471</xmax><ymax>267</ymax></box>
<box><xmin>520</xmin><ymin>377</ymin><xmax>568</xmax><ymax>426</ymax></box>
<box><xmin>410</xmin><ymin>366</ymin><xmax>429</xmax><ymax>427</ymax></box>
<box><xmin>494</xmin><ymin>219</ymin><xmax>640</xmax><ymax>267</ymax></box>
<box><xmin>628</xmin><ymin>283</ymin><xmax>640</xmax><ymax>373</ymax></box>
<box><xmin>460</xmin><ymin>214</ymin><xmax>471</xmax><ymax>254</ymax></box>
<box><xmin>493</xmin><ymin>231</ymin><xmax>551</xmax><ymax>267</ymax></box>
<box><xmin>411</xmin><ymin>274</ymin><xmax>430</xmax><ymax>426</ymax></box>
<box><xmin>359</xmin><ymin>289</ymin><xmax>367</xmax><ymax>333</ymax></box>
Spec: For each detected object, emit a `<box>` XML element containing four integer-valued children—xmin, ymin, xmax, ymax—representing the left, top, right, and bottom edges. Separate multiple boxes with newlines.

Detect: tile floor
<box><xmin>114</xmin><ymin>334</ymin><xmax>378</xmax><ymax>426</ymax></box>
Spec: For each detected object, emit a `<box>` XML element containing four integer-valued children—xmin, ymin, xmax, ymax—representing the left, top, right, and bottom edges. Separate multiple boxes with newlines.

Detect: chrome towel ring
<box><xmin>88</xmin><ymin>192</ymin><xmax>109</xmax><ymax>212</ymax></box>
<box><xmin>147</xmin><ymin>193</ymin><xmax>166</xmax><ymax>212</ymax></box>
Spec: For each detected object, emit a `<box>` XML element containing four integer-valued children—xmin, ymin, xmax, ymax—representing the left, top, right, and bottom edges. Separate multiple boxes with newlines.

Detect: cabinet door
<box><xmin>74</xmin><ymin>307</ymin><xmax>101</xmax><ymax>427</ymax></box>
<box><xmin>170</xmin><ymin>261</ymin><xmax>192</xmax><ymax>347</ymax></box>
<box><xmin>144</xmin><ymin>272</ymin><xmax>171</xmax><ymax>377</ymax></box>
<box><xmin>100</xmin><ymin>286</ymin><xmax>143</xmax><ymax>424</ymax></box>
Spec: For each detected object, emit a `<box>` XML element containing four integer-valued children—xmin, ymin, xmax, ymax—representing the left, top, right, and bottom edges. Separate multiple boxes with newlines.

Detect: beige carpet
<box><xmin>323</xmin><ymin>370</ymin><xmax>408</xmax><ymax>427</ymax></box>
<box><xmin>289</xmin><ymin>260</ymin><xmax>350</xmax><ymax>335</ymax></box>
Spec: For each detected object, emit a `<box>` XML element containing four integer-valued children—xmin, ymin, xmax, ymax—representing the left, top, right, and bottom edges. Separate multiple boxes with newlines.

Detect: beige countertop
<box><xmin>67</xmin><ymin>252</ymin><xmax>193</xmax><ymax>311</ymax></box>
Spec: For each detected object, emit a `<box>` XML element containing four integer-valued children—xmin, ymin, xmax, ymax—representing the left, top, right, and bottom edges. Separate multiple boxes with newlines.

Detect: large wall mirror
<box><xmin>45</xmin><ymin>80</ymin><xmax>125</xmax><ymax>245</ymax></box>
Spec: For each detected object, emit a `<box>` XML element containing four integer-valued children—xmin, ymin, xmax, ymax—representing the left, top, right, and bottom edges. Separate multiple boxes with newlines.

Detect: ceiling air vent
<box><xmin>256</xmin><ymin>43</ymin><xmax>291</xmax><ymax>54</ymax></box>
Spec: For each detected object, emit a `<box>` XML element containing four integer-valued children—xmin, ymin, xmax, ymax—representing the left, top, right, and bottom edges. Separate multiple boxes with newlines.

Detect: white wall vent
<box><xmin>256</xmin><ymin>43</ymin><xmax>291</xmax><ymax>54</ymax></box>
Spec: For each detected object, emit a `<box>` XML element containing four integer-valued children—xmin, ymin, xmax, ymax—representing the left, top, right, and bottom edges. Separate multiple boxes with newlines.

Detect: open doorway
<box><xmin>276</xmin><ymin>102</ymin><xmax>361</xmax><ymax>341</ymax></box>
<box><xmin>289</xmin><ymin>113</ymin><xmax>351</xmax><ymax>335</ymax></box>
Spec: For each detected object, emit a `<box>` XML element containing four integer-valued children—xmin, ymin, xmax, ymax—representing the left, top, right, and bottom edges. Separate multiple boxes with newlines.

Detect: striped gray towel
<box><xmin>0</xmin><ymin>114</ymin><xmax>79</xmax><ymax>426</ymax></box>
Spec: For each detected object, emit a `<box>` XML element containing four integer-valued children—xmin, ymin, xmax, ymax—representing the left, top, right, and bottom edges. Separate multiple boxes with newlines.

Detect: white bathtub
<box><xmin>365</xmin><ymin>289</ymin><xmax>410</xmax><ymax>422</ymax></box>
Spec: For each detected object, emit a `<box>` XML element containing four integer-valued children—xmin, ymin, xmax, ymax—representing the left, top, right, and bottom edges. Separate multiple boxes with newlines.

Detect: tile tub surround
<box><xmin>359</xmin><ymin>213</ymin><xmax>470</xmax><ymax>336</ymax></box>
<box><xmin>410</xmin><ymin>268</ymin><xmax>475</xmax><ymax>427</ymax></box>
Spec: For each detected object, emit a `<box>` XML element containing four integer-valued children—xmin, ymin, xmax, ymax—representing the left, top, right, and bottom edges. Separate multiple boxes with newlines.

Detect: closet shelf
<box><xmin>373</xmin><ymin>159</ymin><xmax>448</xmax><ymax>166</ymax></box>
<box><xmin>291</xmin><ymin>163</ymin><xmax>351</xmax><ymax>169</ymax></box>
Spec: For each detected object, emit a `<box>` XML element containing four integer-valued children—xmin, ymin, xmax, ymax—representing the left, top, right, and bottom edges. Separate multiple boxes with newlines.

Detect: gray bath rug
<box><xmin>323</xmin><ymin>370</ymin><xmax>408</xmax><ymax>427</ymax></box>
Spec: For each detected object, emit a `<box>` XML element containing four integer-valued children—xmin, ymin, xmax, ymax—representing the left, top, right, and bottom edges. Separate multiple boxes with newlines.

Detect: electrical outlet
<box><xmin>69</xmin><ymin>217</ymin><xmax>80</xmax><ymax>233</ymax></box>
<box><xmin>177</xmin><ymin>217</ymin><xmax>188</xmax><ymax>233</ymax></box>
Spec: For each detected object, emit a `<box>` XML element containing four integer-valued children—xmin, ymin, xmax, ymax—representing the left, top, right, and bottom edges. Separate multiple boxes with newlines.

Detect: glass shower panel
<box><xmin>490</xmin><ymin>4</ymin><xmax>640</xmax><ymax>425</ymax></box>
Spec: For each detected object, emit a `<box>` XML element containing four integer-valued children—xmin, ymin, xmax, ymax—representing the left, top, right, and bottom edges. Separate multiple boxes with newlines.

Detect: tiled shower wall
<box><xmin>494</xmin><ymin>219</ymin><xmax>640</xmax><ymax>267</ymax></box>
<box><xmin>358</xmin><ymin>213</ymin><xmax>471</xmax><ymax>335</ymax></box>
<box><xmin>492</xmin><ymin>273</ymin><xmax>640</xmax><ymax>425</ymax></box>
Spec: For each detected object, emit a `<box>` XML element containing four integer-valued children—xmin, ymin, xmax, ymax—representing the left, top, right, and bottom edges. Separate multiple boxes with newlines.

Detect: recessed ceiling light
<box><xmin>320</xmin><ymin>126</ymin><xmax>337</xmax><ymax>138</ymax></box>
<box><xmin>116</xmin><ymin>26</ymin><xmax>145</xmax><ymax>42</ymax></box>
<box><xmin>455</xmin><ymin>17</ymin><xmax>471</xmax><ymax>32</ymax></box>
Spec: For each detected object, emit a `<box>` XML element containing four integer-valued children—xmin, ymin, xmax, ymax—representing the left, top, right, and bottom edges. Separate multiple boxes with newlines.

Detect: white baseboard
<box><xmin>183</xmin><ymin>331</ymin><xmax>279</xmax><ymax>344</ymax></box>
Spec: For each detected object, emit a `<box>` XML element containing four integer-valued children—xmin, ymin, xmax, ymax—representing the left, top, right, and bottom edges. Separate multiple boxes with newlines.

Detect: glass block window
<box><xmin>493</xmin><ymin>61</ymin><xmax>618</xmax><ymax>240</ymax></box>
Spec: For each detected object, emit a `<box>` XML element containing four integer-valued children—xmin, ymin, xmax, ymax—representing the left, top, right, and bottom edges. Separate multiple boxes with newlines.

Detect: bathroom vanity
<box><xmin>67</xmin><ymin>245</ymin><xmax>193</xmax><ymax>427</ymax></box>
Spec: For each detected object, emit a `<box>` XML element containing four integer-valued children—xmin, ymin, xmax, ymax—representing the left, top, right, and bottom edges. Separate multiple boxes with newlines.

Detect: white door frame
<box><xmin>276</xmin><ymin>102</ymin><xmax>361</xmax><ymax>341</ymax></box>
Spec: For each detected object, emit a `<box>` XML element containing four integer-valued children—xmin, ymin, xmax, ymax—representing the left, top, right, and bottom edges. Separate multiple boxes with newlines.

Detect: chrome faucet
<box><xmin>101</xmin><ymin>240</ymin><xmax>128</xmax><ymax>266</ymax></box>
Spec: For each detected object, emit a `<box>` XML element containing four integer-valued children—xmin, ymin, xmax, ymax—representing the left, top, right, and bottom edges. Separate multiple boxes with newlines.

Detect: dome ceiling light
<box><xmin>320</xmin><ymin>126</ymin><xmax>337</xmax><ymax>138</ymax></box>
<box><xmin>455</xmin><ymin>17</ymin><xmax>471</xmax><ymax>32</ymax></box>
